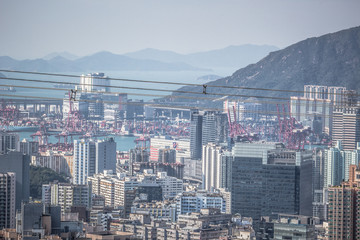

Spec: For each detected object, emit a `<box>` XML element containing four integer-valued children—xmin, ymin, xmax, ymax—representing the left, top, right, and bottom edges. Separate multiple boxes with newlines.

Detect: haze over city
<box><xmin>1</xmin><ymin>1</ymin><xmax>360</xmax><ymax>240</ymax></box>
<box><xmin>1</xmin><ymin>0</ymin><xmax>360</xmax><ymax>59</ymax></box>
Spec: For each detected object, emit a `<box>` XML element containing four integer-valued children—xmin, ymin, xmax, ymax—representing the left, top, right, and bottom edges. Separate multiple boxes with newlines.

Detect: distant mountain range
<box><xmin>124</xmin><ymin>45</ymin><xmax>279</xmax><ymax>69</ymax></box>
<box><xmin>171</xmin><ymin>26</ymin><xmax>360</xmax><ymax>105</ymax></box>
<box><xmin>42</xmin><ymin>51</ymin><xmax>79</xmax><ymax>61</ymax></box>
<box><xmin>0</xmin><ymin>51</ymin><xmax>205</xmax><ymax>72</ymax></box>
<box><xmin>0</xmin><ymin>45</ymin><xmax>278</xmax><ymax>72</ymax></box>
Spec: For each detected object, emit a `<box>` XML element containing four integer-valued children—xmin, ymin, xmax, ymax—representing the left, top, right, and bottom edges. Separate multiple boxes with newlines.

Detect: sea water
<box><xmin>1</xmin><ymin>68</ymin><xmax>236</xmax><ymax>101</ymax></box>
<box><xmin>18</xmin><ymin>131</ymin><xmax>137</xmax><ymax>152</ymax></box>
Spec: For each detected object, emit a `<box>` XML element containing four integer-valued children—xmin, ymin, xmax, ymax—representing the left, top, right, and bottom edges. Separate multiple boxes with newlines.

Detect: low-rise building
<box><xmin>131</xmin><ymin>200</ymin><xmax>177</xmax><ymax>222</ymax></box>
<box><xmin>176</xmin><ymin>191</ymin><xmax>226</xmax><ymax>217</ymax></box>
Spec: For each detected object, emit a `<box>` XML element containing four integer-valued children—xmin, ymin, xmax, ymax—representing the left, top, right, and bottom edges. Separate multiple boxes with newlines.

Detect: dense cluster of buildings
<box><xmin>2</xmin><ymin>77</ymin><xmax>360</xmax><ymax>239</ymax></box>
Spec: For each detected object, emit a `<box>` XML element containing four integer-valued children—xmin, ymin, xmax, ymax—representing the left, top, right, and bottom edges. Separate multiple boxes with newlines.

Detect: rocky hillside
<box><xmin>172</xmin><ymin>26</ymin><xmax>360</xmax><ymax>103</ymax></box>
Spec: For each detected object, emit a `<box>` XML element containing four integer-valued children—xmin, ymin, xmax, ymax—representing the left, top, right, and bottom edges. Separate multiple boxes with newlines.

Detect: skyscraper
<box><xmin>324</xmin><ymin>141</ymin><xmax>344</xmax><ymax>187</ymax></box>
<box><xmin>73</xmin><ymin>139</ymin><xmax>96</xmax><ymax>184</ymax></box>
<box><xmin>202</xmin><ymin>143</ymin><xmax>231</xmax><ymax>191</ymax></box>
<box><xmin>328</xmin><ymin>165</ymin><xmax>360</xmax><ymax>240</ymax></box>
<box><xmin>73</xmin><ymin>138</ymin><xmax>116</xmax><ymax>184</ymax></box>
<box><xmin>78</xmin><ymin>72</ymin><xmax>110</xmax><ymax>92</ymax></box>
<box><xmin>0</xmin><ymin>131</ymin><xmax>20</xmax><ymax>154</ymax></box>
<box><xmin>202</xmin><ymin>111</ymin><xmax>216</xmax><ymax>145</ymax></box>
<box><xmin>0</xmin><ymin>172</ymin><xmax>16</xmax><ymax>229</ymax></box>
<box><xmin>202</xmin><ymin>111</ymin><xmax>229</xmax><ymax>145</ymax></box>
<box><xmin>0</xmin><ymin>151</ymin><xmax>30</xmax><ymax>210</ymax></box>
<box><xmin>324</xmin><ymin>141</ymin><xmax>360</xmax><ymax>188</ymax></box>
<box><xmin>190</xmin><ymin>110</ymin><xmax>228</xmax><ymax>160</ymax></box>
<box><xmin>290</xmin><ymin>85</ymin><xmax>349</xmax><ymax>135</ymax></box>
<box><xmin>332</xmin><ymin>106</ymin><xmax>360</xmax><ymax>151</ymax></box>
<box><xmin>190</xmin><ymin>110</ymin><xmax>203</xmax><ymax>160</ymax></box>
<box><xmin>95</xmin><ymin>137</ymin><xmax>116</xmax><ymax>173</ymax></box>
<box><xmin>231</xmin><ymin>142</ymin><xmax>313</xmax><ymax>228</ymax></box>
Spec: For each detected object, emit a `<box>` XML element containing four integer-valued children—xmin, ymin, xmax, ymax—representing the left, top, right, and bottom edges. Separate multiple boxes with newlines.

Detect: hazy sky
<box><xmin>1</xmin><ymin>0</ymin><xmax>360</xmax><ymax>59</ymax></box>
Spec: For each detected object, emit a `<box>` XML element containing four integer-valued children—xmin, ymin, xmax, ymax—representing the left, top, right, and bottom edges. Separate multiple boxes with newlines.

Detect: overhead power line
<box><xmin>0</xmin><ymin>83</ymin><xmax>357</xmax><ymax>110</ymax></box>
<box><xmin>0</xmin><ymin>74</ymin><xmax>358</xmax><ymax>112</ymax></box>
<box><xmin>0</xmin><ymin>76</ymin><xmax>293</xmax><ymax>101</ymax></box>
<box><xmin>1</xmin><ymin>92</ymin><xmax>359</xmax><ymax>121</ymax></box>
<box><xmin>0</xmin><ymin>69</ymin><xmax>357</xmax><ymax>97</ymax></box>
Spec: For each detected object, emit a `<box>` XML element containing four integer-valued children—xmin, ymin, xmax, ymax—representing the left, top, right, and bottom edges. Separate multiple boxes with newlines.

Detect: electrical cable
<box><xmin>0</xmin><ymin>80</ymin><xmax>358</xmax><ymax>112</ymax></box>
<box><xmin>1</xmin><ymin>76</ymin><xmax>354</xmax><ymax>103</ymax></box>
<box><xmin>0</xmin><ymin>92</ymin><xmax>358</xmax><ymax>121</ymax></box>
<box><xmin>0</xmin><ymin>69</ymin><xmax>357</xmax><ymax>97</ymax></box>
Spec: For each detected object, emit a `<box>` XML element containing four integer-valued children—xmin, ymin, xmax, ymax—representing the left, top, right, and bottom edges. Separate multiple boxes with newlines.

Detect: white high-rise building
<box><xmin>78</xmin><ymin>73</ymin><xmax>110</xmax><ymax>92</ymax></box>
<box><xmin>324</xmin><ymin>141</ymin><xmax>360</xmax><ymax>188</ymax></box>
<box><xmin>73</xmin><ymin>139</ymin><xmax>96</xmax><ymax>185</ymax></box>
<box><xmin>202</xmin><ymin>143</ymin><xmax>231</xmax><ymax>191</ymax></box>
<box><xmin>202</xmin><ymin>143</ymin><xmax>223</xmax><ymax>191</ymax></box>
<box><xmin>73</xmin><ymin>138</ymin><xmax>116</xmax><ymax>184</ymax></box>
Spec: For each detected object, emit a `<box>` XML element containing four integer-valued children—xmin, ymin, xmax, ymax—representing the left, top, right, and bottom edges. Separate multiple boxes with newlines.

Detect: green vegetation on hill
<box><xmin>30</xmin><ymin>165</ymin><xmax>69</xmax><ymax>199</ymax></box>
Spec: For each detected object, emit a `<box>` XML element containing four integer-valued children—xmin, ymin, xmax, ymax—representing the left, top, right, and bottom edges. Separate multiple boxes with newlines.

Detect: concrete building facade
<box><xmin>0</xmin><ymin>172</ymin><xmax>16</xmax><ymax>229</ymax></box>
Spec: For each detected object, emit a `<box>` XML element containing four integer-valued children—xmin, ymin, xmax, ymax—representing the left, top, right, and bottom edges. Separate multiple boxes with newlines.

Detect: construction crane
<box><xmin>276</xmin><ymin>103</ymin><xmax>311</xmax><ymax>150</ymax></box>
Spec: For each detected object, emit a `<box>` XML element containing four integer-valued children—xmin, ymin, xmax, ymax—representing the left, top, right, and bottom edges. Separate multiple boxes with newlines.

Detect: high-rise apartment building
<box><xmin>290</xmin><ymin>85</ymin><xmax>350</xmax><ymax>134</ymax></box>
<box><xmin>0</xmin><ymin>132</ymin><xmax>19</xmax><ymax>154</ymax></box>
<box><xmin>44</xmin><ymin>182</ymin><xmax>91</xmax><ymax>213</ymax></box>
<box><xmin>150</xmin><ymin>136</ymin><xmax>190</xmax><ymax>162</ymax></box>
<box><xmin>73</xmin><ymin>138</ymin><xmax>116</xmax><ymax>184</ymax></box>
<box><xmin>202</xmin><ymin>143</ymin><xmax>231</xmax><ymax>191</ymax></box>
<box><xmin>88</xmin><ymin>172</ymin><xmax>138</xmax><ymax>210</ymax></box>
<box><xmin>78</xmin><ymin>72</ymin><xmax>110</xmax><ymax>92</ymax></box>
<box><xmin>223</xmin><ymin>100</ymin><xmax>262</xmax><ymax>122</ymax></box>
<box><xmin>20</xmin><ymin>139</ymin><xmax>38</xmax><ymax>156</ymax></box>
<box><xmin>328</xmin><ymin>164</ymin><xmax>360</xmax><ymax>240</ymax></box>
<box><xmin>312</xmin><ymin>148</ymin><xmax>327</xmax><ymax>221</ymax></box>
<box><xmin>324</xmin><ymin>141</ymin><xmax>360</xmax><ymax>188</ymax></box>
<box><xmin>324</xmin><ymin>142</ymin><xmax>345</xmax><ymax>187</ymax></box>
<box><xmin>183</xmin><ymin>157</ymin><xmax>203</xmax><ymax>181</ymax></box>
<box><xmin>73</xmin><ymin>139</ymin><xmax>96</xmax><ymax>184</ymax></box>
<box><xmin>33</xmin><ymin>150</ymin><xmax>71</xmax><ymax>177</ymax></box>
<box><xmin>332</xmin><ymin>106</ymin><xmax>360</xmax><ymax>151</ymax></box>
<box><xmin>157</xmin><ymin>148</ymin><xmax>176</xmax><ymax>163</ymax></box>
<box><xmin>0</xmin><ymin>172</ymin><xmax>16</xmax><ymax>229</ymax></box>
<box><xmin>0</xmin><ymin>151</ymin><xmax>30</xmax><ymax>210</ymax></box>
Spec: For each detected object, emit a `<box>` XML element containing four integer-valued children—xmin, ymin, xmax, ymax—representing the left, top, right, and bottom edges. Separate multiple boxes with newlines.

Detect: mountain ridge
<box><xmin>170</xmin><ymin>26</ymin><xmax>360</xmax><ymax>105</ymax></box>
<box><xmin>0</xmin><ymin>51</ymin><xmax>206</xmax><ymax>72</ymax></box>
<box><xmin>125</xmin><ymin>44</ymin><xmax>279</xmax><ymax>69</ymax></box>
